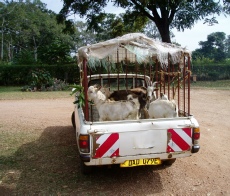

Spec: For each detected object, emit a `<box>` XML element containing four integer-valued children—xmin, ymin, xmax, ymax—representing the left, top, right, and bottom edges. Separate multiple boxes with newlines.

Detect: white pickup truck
<box><xmin>72</xmin><ymin>33</ymin><xmax>200</xmax><ymax>174</ymax></box>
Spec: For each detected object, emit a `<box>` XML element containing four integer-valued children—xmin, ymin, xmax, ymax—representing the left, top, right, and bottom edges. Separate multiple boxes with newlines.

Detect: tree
<box><xmin>0</xmin><ymin>0</ymin><xmax>18</xmax><ymax>61</ymax></box>
<box><xmin>192</xmin><ymin>32</ymin><xmax>227</xmax><ymax>62</ymax></box>
<box><xmin>58</xmin><ymin>0</ymin><xmax>229</xmax><ymax>43</ymax></box>
<box><xmin>87</xmin><ymin>12</ymin><xmax>148</xmax><ymax>42</ymax></box>
<box><xmin>225</xmin><ymin>35</ymin><xmax>230</xmax><ymax>58</ymax></box>
<box><xmin>0</xmin><ymin>0</ymin><xmax>74</xmax><ymax>64</ymax></box>
<box><xmin>74</xmin><ymin>21</ymin><xmax>97</xmax><ymax>49</ymax></box>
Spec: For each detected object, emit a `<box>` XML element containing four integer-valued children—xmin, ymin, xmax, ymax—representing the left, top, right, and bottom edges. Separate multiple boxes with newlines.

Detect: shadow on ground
<box><xmin>0</xmin><ymin>126</ymin><xmax>164</xmax><ymax>195</ymax></box>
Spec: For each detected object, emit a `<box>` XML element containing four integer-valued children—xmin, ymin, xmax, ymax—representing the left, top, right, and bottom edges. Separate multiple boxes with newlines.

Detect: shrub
<box><xmin>191</xmin><ymin>64</ymin><xmax>230</xmax><ymax>81</ymax></box>
<box><xmin>208</xmin><ymin>71</ymin><xmax>219</xmax><ymax>81</ymax></box>
<box><xmin>28</xmin><ymin>69</ymin><xmax>53</xmax><ymax>89</ymax></box>
<box><xmin>21</xmin><ymin>78</ymin><xmax>69</xmax><ymax>92</ymax></box>
<box><xmin>0</xmin><ymin>64</ymin><xmax>79</xmax><ymax>85</ymax></box>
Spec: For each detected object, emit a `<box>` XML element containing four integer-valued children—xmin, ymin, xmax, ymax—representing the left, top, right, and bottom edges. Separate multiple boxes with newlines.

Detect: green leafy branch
<box><xmin>69</xmin><ymin>84</ymin><xmax>85</xmax><ymax>108</ymax></box>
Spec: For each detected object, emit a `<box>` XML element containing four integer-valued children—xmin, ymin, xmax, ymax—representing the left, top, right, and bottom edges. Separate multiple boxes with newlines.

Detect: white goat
<box><xmin>158</xmin><ymin>92</ymin><xmax>168</xmax><ymax>100</ymax></box>
<box><xmin>147</xmin><ymin>81</ymin><xmax>158</xmax><ymax>102</ymax></box>
<box><xmin>87</xmin><ymin>86</ymin><xmax>140</xmax><ymax>121</ymax></box>
<box><xmin>148</xmin><ymin>93</ymin><xmax>178</xmax><ymax>119</ymax></box>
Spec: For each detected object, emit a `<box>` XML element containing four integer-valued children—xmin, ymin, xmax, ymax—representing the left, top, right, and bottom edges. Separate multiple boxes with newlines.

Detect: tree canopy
<box><xmin>58</xmin><ymin>0</ymin><xmax>230</xmax><ymax>43</ymax></box>
<box><xmin>192</xmin><ymin>32</ymin><xmax>228</xmax><ymax>62</ymax></box>
<box><xmin>0</xmin><ymin>0</ymin><xmax>74</xmax><ymax>64</ymax></box>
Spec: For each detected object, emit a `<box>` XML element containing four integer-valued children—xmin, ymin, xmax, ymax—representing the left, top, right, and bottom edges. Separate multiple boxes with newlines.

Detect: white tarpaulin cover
<box><xmin>77</xmin><ymin>33</ymin><xmax>191</xmax><ymax>69</ymax></box>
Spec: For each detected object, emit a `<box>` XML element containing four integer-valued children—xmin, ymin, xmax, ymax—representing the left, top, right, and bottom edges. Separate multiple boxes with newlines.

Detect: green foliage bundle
<box><xmin>70</xmin><ymin>84</ymin><xmax>85</xmax><ymax>108</ymax></box>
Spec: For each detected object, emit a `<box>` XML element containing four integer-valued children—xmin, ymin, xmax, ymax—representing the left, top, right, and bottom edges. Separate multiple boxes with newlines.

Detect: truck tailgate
<box><xmin>89</xmin><ymin>118</ymin><xmax>193</xmax><ymax>159</ymax></box>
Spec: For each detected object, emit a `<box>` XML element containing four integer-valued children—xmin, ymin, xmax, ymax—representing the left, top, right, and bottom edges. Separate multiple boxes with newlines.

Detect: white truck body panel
<box><xmin>75</xmin><ymin>106</ymin><xmax>199</xmax><ymax>166</ymax></box>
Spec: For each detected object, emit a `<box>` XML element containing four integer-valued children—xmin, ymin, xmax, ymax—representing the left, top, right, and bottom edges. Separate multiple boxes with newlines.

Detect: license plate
<box><xmin>120</xmin><ymin>158</ymin><xmax>161</xmax><ymax>167</ymax></box>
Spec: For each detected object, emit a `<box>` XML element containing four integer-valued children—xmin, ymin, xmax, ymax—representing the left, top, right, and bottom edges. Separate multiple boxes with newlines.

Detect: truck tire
<box><xmin>71</xmin><ymin>111</ymin><xmax>76</xmax><ymax>129</ymax></box>
<box><xmin>162</xmin><ymin>158</ymin><xmax>176</xmax><ymax>166</ymax></box>
<box><xmin>80</xmin><ymin>160</ymin><xmax>92</xmax><ymax>174</ymax></box>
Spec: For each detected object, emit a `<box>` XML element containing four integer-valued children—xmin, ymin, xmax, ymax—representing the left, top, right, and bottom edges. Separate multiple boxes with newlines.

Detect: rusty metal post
<box><xmin>188</xmin><ymin>55</ymin><xmax>191</xmax><ymax>115</ymax></box>
<box><xmin>89</xmin><ymin>67</ymin><xmax>93</xmax><ymax>121</ymax></box>
<box><xmin>135</xmin><ymin>55</ymin><xmax>138</xmax><ymax>87</ymax></box>
<box><xmin>117</xmin><ymin>49</ymin><xmax>120</xmax><ymax>90</ymax></box>
<box><xmin>168</xmin><ymin>53</ymin><xmax>170</xmax><ymax>100</ymax></box>
<box><xmin>177</xmin><ymin>64</ymin><xmax>180</xmax><ymax>114</ymax></box>
<box><xmin>108</xmin><ymin>56</ymin><xmax>110</xmax><ymax>89</ymax></box>
<box><xmin>149</xmin><ymin>63</ymin><xmax>152</xmax><ymax>82</ymax></box>
<box><xmin>125</xmin><ymin>48</ymin><xmax>128</xmax><ymax>89</ymax></box>
<box><xmin>172</xmin><ymin>62</ymin><xmax>175</xmax><ymax>99</ymax></box>
<box><xmin>82</xmin><ymin>58</ymin><xmax>89</xmax><ymax>121</ymax></box>
<box><xmin>155</xmin><ymin>59</ymin><xmax>159</xmax><ymax>98</ymax></box>
<box><xmin>183</xmin><ymin>56</ymin><xmax>186</xmax><ymax>116</ymax></box>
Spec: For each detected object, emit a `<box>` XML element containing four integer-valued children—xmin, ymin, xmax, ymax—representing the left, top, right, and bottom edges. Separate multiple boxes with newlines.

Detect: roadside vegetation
<box><xmin>191</xmin><ymin>80</ymin><xmax>230</xmax><ymax>90</ymax></box>
<box><xmin>0</xmin><ymin>79</ymin><xmax>229</xmax><ymax>100</ymax></box>
<box><xmin>0</xmin><ymin>86</ymin><xmax>72</xmax><ymax>100</ymax></box>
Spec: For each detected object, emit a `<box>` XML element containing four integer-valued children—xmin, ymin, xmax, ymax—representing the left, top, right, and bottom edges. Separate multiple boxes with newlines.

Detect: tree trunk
<box><xmin>34</xmin><ymin>47</ymin><xmax>38</xmax><ymax>62</ymax></box>
<box><xmin>7</xmin><ymin>42</ymin><xmax>11</xmax><ymax>62</ymax></box>
<box><xmin>153</xmin><ymin>14</ymin><xmax>171</xmax><ymax>43</ymax></box>
<box><xmin>33</xmin><ymin>36</ymin><xmax>38</xmax><ymax>62</ymax></box>
<box><xmin>145</xmin><ymin>5</ymin><xmax>175</xmax><ymax>44</ymax></box>
<box><xmin>1</xmin><ymin>17</ymin><xmax>5</xmax><ymax>60</ymax></box>
<box><xmin>157</xmin><ymin>23</ymin><xmax>171</xmax><ymax>43</ymax></box>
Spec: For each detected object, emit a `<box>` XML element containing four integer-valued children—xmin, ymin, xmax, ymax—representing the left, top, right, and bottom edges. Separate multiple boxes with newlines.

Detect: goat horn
<box><xmin>152</xmin><ymin>81</ymin><xmax>158</xmax><ymax>87</ymax></box>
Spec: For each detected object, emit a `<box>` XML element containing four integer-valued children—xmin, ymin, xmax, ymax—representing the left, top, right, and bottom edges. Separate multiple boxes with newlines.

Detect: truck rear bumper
<box><xmin>81</xmin><ymin>151</ymin><xmax>192</xmax><ymax>166</ymax></box>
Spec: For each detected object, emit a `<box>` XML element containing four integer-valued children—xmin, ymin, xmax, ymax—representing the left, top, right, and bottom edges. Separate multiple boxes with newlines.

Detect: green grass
<box><xmin>191</xmin><ymin>80</ymin><xmax>230</xmax><ymax>90</ymax></box>
<box><xmin>0</xmin><ymin>86</ymin><xmax>73</xmax><ymax>100</ymax></box>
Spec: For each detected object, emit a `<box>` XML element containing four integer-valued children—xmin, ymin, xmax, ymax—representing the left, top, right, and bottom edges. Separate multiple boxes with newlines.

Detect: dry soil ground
<box><xmin>0</xmin><ymin>89</ymin><xmax>230</xmax><ymax>195</ymax></box>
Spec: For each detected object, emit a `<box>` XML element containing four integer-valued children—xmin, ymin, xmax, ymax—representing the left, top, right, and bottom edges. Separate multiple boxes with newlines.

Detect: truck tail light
<box><xmin>79</xmin><ymin>135</ymin><xmax>90</xmax><ymax>153</ymax></box>
<box><xmin>193</xmin><ymin>127</ymin><xmax>200</xmax><ymax>140</ymax></box>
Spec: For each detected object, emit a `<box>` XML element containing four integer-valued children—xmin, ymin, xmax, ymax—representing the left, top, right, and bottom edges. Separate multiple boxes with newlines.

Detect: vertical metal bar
<box><xmin>155</xmin><ymin>59</ymin><xmax>159</xmax><ymax>98</ymax></box>
<box><xmin>168</xmin><ymin>53</ymin><xmax>170</xmax><ymax>100</ymax></box>
<box><xmin>177</xmin><ymin>64</ymin><xmax>180</xmax><ymax>115</ymax></box>
<box><xmin>135</xmin><ymin>55</ymin><xmax>138</xmax><ymax>87</ymax></box>
<box><xmin>149</xmin><ymin>63</ymin><xmax>152</xmax><ymax>82</ymax></box>
<box><xmin>172</xmin><ymin>62</ymin><xmax>175</xmax><ymax>99</ymax></box>
<box><xmin>117</xmin><ymin>48</ymin><xmax>120</xmax><ymax>90</ymax></box>
<box><xmin>144</xmin><ymin>63</ymin><xmax>146</xmax><ymax>86</ymax></box>
<box><xmin>183</xmin><ymin>56</ymin><xmax>186</xmax><ymax>116</ymax></box>
<box><xmin>163</xmin><ymin>68</ymin><xmax>166</xmax><ymax>94</ymax></box>
<box><xmin>125</xmin><ymin>48</ymin><xmax>128</xmax><ymax>89</ymax></box>
<box><xmin>99</xmin><ymin>62</ymin><xmax>102</xmax><ymax>86</ymax></box>
<box><xmin>108</xmin><ymin>56</ymin><xmax>110</xmax><ymax>89</ymax></box>
<box><xmin>188</xmin><ymin>55</ymin><xmax>191</xmax><ymax>115</ymax></box>
<box><xmin>89</xmin><ymin>67</ymin><xmax>93</xmax><ymax>121</ymax></box>
<box><xmin>83</xmin><ymin>58</ymin><xmax>89</xmax><ymax>121</ymax></box>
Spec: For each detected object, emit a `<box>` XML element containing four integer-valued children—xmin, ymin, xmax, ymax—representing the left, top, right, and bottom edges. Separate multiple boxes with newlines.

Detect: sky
<box><xmin>43</xmin><ymin>0</ymin><xmax>230</xmax><ymax>51</ymax></box>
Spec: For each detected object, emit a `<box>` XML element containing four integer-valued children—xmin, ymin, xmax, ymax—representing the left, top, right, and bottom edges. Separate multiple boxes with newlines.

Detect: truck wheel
<box><xmin>162</xmin><ymin>158</ymin><xmax>176</xmax><ymax>166</ymax></box>
<box><xmin>80</xmin><ymin>160</ymin><xmax>92</xmax><ymax>174</ymax></box>
<box><xmin>71</xmin><ymin>111</ymin><xmax>76</xmax><ymax>129</ymax></box>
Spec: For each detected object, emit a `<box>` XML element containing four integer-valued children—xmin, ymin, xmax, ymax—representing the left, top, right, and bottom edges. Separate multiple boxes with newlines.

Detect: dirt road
<box><xmin>0</xmin><ymin>89</ymin><xmax>230</xmax><ymax>195</ymax></box>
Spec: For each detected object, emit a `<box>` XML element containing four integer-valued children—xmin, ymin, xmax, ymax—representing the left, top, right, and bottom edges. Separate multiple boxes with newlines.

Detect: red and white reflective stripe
<box><xmin>167</xmin><ymin>128</ymin><xmax>192</xmax><ymax>152</ymax></box>
<box><xmin>93</xmin><ymin>133</ymin><xmax>119</xmax><ymax>158</ymax></box>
